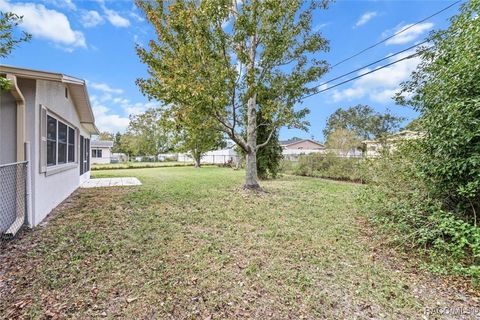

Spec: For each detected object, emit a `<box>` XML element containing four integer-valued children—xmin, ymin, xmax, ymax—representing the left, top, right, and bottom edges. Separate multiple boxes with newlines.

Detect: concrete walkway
<box><xmin>81</xmin><ymin>177</ymin><xmax>142</xmax><ymax>188</ymax></box>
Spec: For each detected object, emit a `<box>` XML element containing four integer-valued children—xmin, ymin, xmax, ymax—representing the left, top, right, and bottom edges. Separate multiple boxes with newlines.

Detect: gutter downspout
<box><xmin>7</xmin><ymin>74</ymin><xmax>26</xmax><ymax>162</ymax></box>
<box><xmin>5</xmin><ymin>74</ymin><xmax>29</xmax><ymax>236</ymax></box>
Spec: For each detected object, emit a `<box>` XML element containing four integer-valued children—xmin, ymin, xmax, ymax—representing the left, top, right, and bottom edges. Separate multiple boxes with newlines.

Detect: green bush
<box><xmin>358</xmin><ymin>141</ymin><xmax>480</xmax><ymax>278</ymax></box>
<box><xmin>395</xmin><ymin>0</ymin><xmax>480</xmax><ymax>223</ymax></box>
<box><xmin>285</xmin><ymin>153</ymin><xmax>363</xmax><ymax>182</ymax></box>
<box><xmin>357</xmin><ymin>0</ymin><xmax>480</xmax><ymax>279</ymax></box>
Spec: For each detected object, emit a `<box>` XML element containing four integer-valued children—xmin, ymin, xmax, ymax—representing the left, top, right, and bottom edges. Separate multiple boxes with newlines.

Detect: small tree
<box><xmin>323</xmin><ymin>105</ymin><xmax>404</xmax><ymax>142</ymax></box>
<box><xmin>119</xmin><ymin>133</ymin><xmax>140</xmax><ymax>158</ymax></box>
<box><xmin>97</xmin><ymin>131</ymin><xmax>113</xmax><ymax>141</ymax></box>
<box><xmin>112</xmin><ymin>132</ymin><xmax>123</xmax><ymax>153</ymax></box>
<box><xmin>325</xmin><ymin>128</ymin><xmax>361</xmax><ymax>156</ymax></box>
<box><xmin>136</xmin><ymin>0</ymin><xmax>330</xmax><ymax>189</ymax></box>
<box><xmin>160</xmin><ymin>106</ymin><xmax>224</xmax><ymax>168</ymax></box>
<box><xmin>0</xmin><ymin>11</ymin><xmax>31</xmax><ymax>90</ymax></box>
<box><xmin>127</xmin><ymin>108</ymin><xmax>171</xmax><ymax>156</ymax></box>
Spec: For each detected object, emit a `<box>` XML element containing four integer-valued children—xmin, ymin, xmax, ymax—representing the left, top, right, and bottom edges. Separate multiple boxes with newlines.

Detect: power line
<box><xmin>300</xmin><ymin>47</ymin><xmax>431</xmax><ymax>101</ymax></box>
<box><xmin>330</xmin><ymin>0</ymin><xmax>462</xmax><ymax>69</ymax></box>
<box><xmin>311</xmin><ymin>39</ymin><xmax>430</xmax><ymax>90</ymax></box>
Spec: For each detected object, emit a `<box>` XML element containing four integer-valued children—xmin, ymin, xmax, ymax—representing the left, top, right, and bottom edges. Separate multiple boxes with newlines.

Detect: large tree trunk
<box><xmin>194</xmin><ymin>157</ymin><xmax>201</xmax><ymax>168</ymax></box>
<box><xmin>244</xmin><ymin>32</ymin><xmax>260</xmax><ymax>190</ymax></box>
<box><xmin>244</xmin><ymin>93</ymin><xmax>260</xmax><ymax>189</ymax></box>
<box><xmin>192</xmin><ymin>150</ymin><xmax>201</xmax><ymax>168</ymax></box>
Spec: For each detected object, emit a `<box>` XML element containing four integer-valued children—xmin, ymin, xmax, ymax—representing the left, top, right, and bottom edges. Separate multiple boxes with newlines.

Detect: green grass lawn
<box><xmin>91</xmin><ymin>161</ymin><xmax>195</xmax><ymax>170</ymax></box>
<box><xmin>1</xmin><ymin>167</ymin><xmax>477</xmax><ymax>318</ymax></box>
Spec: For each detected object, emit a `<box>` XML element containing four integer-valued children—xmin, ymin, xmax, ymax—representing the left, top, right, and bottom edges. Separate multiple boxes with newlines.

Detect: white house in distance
<box><xmin>363</xmin><ymin>130</ymin><xmax>421</xmax><ymax>157</ymax></box>
<box><xmin>176</xmin><ymin>146</ymin><xmax>239</xmax><ymax>165</ymax></box>
<box><xmin>91</xmin><ymin>140</ymin><xmax>114</xmax><ymax>164</ymax></box>
<box><xmin>0</xmin><ymin>65</ymin><xmax>98</xmax><ymax>234</ymax></box>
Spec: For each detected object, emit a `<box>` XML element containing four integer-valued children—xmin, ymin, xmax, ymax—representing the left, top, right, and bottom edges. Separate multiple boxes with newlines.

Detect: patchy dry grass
<box><xmin>0</xmin><ymin>167</ymin><xmax>478</xmax><ymax>319</ymax></box>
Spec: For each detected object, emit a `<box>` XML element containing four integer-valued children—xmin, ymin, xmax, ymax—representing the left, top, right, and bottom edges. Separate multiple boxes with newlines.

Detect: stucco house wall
<box><xmin>91</xmin><ymin>147</ymin><xmax>112</xmax><ymax>164</ymax></box>
<box><xmin>283</xmin><ymin>140</ymin><xmax>325</xmax><ymax>150</ymax></box>
<box><xmin>1</xmin><ymin>65</ymin><xmax>98</xmax><ymax>229</ymax></box>
<box><xmin>0</xmin><ymin>90</ymin><xmax>17</xmax><ymax>165</ymax></box>
<box><xmin>29</xmin><ymin>79</ymin><xmax>92</xmax><ymax>225</ymax></box>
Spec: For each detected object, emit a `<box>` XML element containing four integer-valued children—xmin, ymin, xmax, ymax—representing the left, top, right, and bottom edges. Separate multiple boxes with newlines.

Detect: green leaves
<box><xmin>136</xmin><ymin>0</ymin><xmax>331</xmax><ymax>185</ymax></box>
<box><xmin>0</xmin><ymin>11</ymin><xmax>31</xmax><ymax>91</ymax></box>
<box><xmin>126</xmin><ymin>108</ymin><xmax>171</xmax><ymax>156</ymax></box>
<box><xmin>323</xmin><ymin>104</ymin><xmax>404</xmax><ymax>141</ymax></box>
<box><xmin>396</xmin><ymin>0</ymin><xmax>480</xmax><ymax>215</ymax></box>
<box><xmin>0</xmin><ymin>11</ymin><xmax>31</xmax><ymax>59</ymax></box>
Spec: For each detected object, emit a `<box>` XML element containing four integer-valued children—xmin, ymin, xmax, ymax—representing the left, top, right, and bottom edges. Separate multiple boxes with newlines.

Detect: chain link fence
<box><xmin>0</xmin><ymin>161</ymin><xmax>27</xmax><ymax>241</ymax></box>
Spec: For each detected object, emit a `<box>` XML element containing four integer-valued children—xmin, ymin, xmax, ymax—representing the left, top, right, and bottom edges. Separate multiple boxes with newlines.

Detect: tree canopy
<box><xmin>396</xmin><ymin>0</ymin><xmax>480</xmax><ymax>218</ymax></box>
<box><xmin>126</xmin><ymin>108</ymin><xmax>171</xmax><ymax>156</ymax></box>
<box><xmin>0</xmin><ymin>11</ymin><xmax>31</xmax><ymax>90</ymax></box>
<box><xmin>160</xmin><ymin>105</ymin><xmax>224</xmax><ymax>167</ymax></box>
<box><xmin>136</xmin><ymin>0</ymin><xmax>330</xmax><ymax>189</ymax></box>
<box><xmin>323</xmin><ymin>104</ymin><xmax>404</xmax><ymax>141</ymax></box>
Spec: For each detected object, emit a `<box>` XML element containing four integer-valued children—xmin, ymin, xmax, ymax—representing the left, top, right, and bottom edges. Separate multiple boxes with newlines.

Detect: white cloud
<box><xmin>92</xmin><ymin>103</ymin><xmax>130</xmax><ymax>133</ymax></box>
<box><xmin>88</xmin><ymin>82</ymin><xmax>160</xmax><ymax>132</ymax></box>
<box><xmin>313</xmin><ymin>23</ymin><xmax>329</xmax><ymax>32</ymax></box>
<box><xmin>93</xmin><ymin>0</ymin><xmax>130</xmax><ymax>28</ymax></box>
<box><xmin>80</xmin><ymin>10</ymin><xmax>104</xmax><ymax>28</ymax></box>
<box><xmin>103</xmin><ymin>7</ymin><xmax>130</xmax><ymax>27</ymax></box>
<box><xmin>384</xmin><ymin>22</ymin><xmax>434</xmax><ymax>45</ymax></box>
<box><xmin>89</xmin><ymin>82</ymin><xmax>123</xmax><ymax>94</ymax></box>
<box><xmin>331</xmin><ymin>50</ymin><xmax>421</xmax><ymax>104</ymax></box>
<box><xmin>43</xmin><ymin>0</ymin><xmax>76</xmax><ymax>11</ymax></box>
<box><xmin>129</xmin><ymin>11</ymin><xmax>144</xmax><ymax>22</ymax></box>
<box><xmin>355</xmin><ymin>11</ymin><xmax>377</xmax><ymax>27</ymax></box>
<box><xmin>122</xmin><ymin>101</ymin><xmax>158</xmax><ymax>116</ymax></box>
<box><xmin>0</xmin><ymin>0</ymin><xmax>86</xmax><ymax>48</ymax></box>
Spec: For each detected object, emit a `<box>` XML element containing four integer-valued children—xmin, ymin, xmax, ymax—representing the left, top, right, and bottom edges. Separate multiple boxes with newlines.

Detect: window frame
<box><xmin>92</xmin><ymin>148</ymin><xmax>102</xmax><ymax>158</ymax></box>
<box><xmin>45</xmin><ymin>113</ymin><xmax>77</xmax><ymax>171</ymax></box>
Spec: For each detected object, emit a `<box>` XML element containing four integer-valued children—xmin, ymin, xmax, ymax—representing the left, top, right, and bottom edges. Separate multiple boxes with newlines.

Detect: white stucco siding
<box><xmin>28</xmin><ymin>79</ymin><xmax>91</xmax><ymax>226</ymax></box>
<box><xmin>0</xmin><ymin>90</ymin><xmax>17</xmax><ymax>165</ymax></box>
<box><xmin>91</xmin><ymin>147</ymin><xmax>111</xmax><ymax>164</ymax></box>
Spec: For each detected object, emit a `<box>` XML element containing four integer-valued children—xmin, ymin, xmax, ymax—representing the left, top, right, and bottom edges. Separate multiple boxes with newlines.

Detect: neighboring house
<box><xmin>280</xmin><ymin>138</ymin><xmax>325</xmax><ymax>150</ymax></box>
<box><xmin>363</xmin><ymin>130</ymin><xmax>421</xmax><ymax>157</ymax></box>
<box><xmin>177</xmin><ymin>147</ymin><xmax>239</xmax><ymax>164</ymax></box>
<box><xmin>91</xmin><ymin>140</ymin><xmax>113</xmax><ymax>164</ymax></box>
<box><xmin>0</xmin><ymin>65</ymin><xmax>98</xmax><ymax>234</ymax></box>
<box><xmin>280</xmin><ymin>138</ymin><xmax>326</xmax><ymax>160</ymax></box>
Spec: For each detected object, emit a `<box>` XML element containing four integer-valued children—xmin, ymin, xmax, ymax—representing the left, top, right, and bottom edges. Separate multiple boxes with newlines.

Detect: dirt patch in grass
<box><xmin>0</xmin><ymin>167</ymin><xmax>479</xmax><ymax>319</ymax></box>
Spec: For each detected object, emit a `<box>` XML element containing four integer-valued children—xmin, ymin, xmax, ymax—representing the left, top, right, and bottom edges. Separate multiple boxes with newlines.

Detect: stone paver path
<box><xmin>81</xmin><ymin>177</ymin><xmax>142</xmax><ymax>188</ymax></box>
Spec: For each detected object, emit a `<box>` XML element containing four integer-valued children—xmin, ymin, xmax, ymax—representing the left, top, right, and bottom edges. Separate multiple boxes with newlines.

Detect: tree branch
<box><xmin>256</xmin><ymin>126</ymin><xmax>278</xmax><ymax>150</ymax></box>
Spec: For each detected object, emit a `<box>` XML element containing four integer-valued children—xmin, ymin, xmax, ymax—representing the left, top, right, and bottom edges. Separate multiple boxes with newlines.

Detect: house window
<box><xmin>80</xmin><ymin>136</ymin><xmax>90</xmax><ymax>175</ymax></box>
<box><xmin>65</xmin><ymin>87</ymin><xmax>68</xmax><ymax>99</ymax></box>
<box><xmin>58</xmin><ymin>122</ymin><xmax>67</xmax><ymax>164</ymax></box>
<box><xmin>92</xmin><ymin>149</ymin><xmax>103</xmax><ymax>158</ymax></box>
<box><xmin>47</xmin><ymin>116</ymin><xmax>56</xmax><ymax>166</ymax></box>
<box><xmin>68</xmin><ymin>127</ymin><xmax>75</xmax><ymax>162</ymax></box>
<box><xmin>46</xmin><ymin>115</ymin><xmax>76</xmax><ymax>167</ymax></box>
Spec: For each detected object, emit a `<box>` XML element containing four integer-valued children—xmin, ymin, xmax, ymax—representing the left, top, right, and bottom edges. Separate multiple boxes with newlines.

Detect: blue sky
<box><xmin>1</xmin><ymin>0</ymin><xmax>462</xmax><ymax>141</ymax></box>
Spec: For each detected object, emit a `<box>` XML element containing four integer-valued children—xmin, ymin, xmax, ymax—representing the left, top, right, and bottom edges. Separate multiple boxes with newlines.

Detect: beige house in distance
<box><xmin>280</xmin><ymin>138</ymin><xmax>326</xmax><ymax>160</ymax></box>
<box><xmin>0</xmin><ymin>65</ymin><xmax>98</xmax><ymax>235</ymax></box>
<box><xmin>363</xmin><ymin>130</ymin><xmax>421</xmax><ymax>157</ymax></box>
<box><xmin>280</xmin><ymin>138</ymin><xmax>325</xmax><ymax>150</ymax></box>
